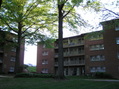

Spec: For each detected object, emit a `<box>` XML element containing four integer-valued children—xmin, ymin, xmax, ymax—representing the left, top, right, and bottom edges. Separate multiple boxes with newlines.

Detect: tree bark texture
<box><xmin>57</xmin><ymin>4</ymin><xmax>65</xmax><ymax>79</ymax></box>
<box><xmin>15</xmin><ymin>22</ymin><xmax>23</xmax><ymax>73</ymax></box>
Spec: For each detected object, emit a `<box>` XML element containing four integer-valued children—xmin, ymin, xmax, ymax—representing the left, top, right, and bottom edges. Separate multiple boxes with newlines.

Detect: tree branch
<box><xmin>104</xmin><ymin>8</ymin><xmax>119</xmax><ymax>17</ymax></box>
<box><xmin>62</xmin><ymin>4</ymin><xmax>76</xmax><ymax>18</ymax></box>
<box><xmin>0</xmin><ymin>16</ymin><xmax>18</xmax><ymax>33</ymax></box>
<box><xmin>22</xmin><ymin>2</ymin><xmax>39</xmax><ymax>21</ymax></box>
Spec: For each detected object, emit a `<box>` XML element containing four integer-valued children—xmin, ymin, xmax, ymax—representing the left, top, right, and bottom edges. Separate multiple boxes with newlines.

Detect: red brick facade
<box><xmin>36</xmin><ymin>45</ymin><xmax>54</xmax><ymax>74</ymax></box>
<box><xmin>0</xmin><ymin>31</ymin><xmax>24</xmax><ymax>74</ymax></box>
<box><xmin>37</xmin><ymin>19</ymin><xmax>119</xmax><ymax>78</ymax></box>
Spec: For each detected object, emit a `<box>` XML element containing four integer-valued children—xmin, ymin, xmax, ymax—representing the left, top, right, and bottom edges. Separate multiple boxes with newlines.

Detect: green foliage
<box><xmin>0</xmin><ymin>0</ymin><xmax>57</xmax><ymax>45</ymax></box>
<box><xmin>84</xmin><ymin>30</ymin><xmax>103</xmax><ymax>40</ymax></box>
<box><xmin>95</xmin><ymin>72</ymin><xmax>113</xmax><ymax>79</ymax></box>
<box><xmin>15</xmin><ymin>73</ymin><xmax>54</xmax><ymax>78</ymax></box>
<box><xmin>84</xmin><ymin>0</ymin><xmax>102</xmax><ymax>11</ymax></box>
<box><xmin>28</xmin><ymin>67</ymin><xmax>36</xmax><ymax>72</ymax></box>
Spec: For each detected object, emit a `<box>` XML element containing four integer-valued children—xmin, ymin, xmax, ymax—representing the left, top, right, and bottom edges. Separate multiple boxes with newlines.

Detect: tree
<box><xmin>56</xmin><ymin>0</ymin><xmax>83</xmax><ymax>79</ymax></box>
<box><xmin>101</xmin><ymin>0</ymin><xmax>119</xmax><ymax>20</ymax></box>
<box><xmin>54</xmin><ymin>0</ymin><xmax>102</xmax><ymax>79</ymax></box>
<box><xmin>0</xmin><ymin>0</ymin><xmax>57</xmax><ymax>73</ymax></box>
<box><xmin>0</xmin><ymin>0</ymin><xmax>2</xmax><ymax>8</ymax></box>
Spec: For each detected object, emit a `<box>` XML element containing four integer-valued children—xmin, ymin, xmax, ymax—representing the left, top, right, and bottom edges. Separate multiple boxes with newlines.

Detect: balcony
<box><xmin>64</xmin><ymin>51</ymin><xmax>84</xmax><ymax>57</ymax></box>
<box><xmin>54</xmin><ymin>60</ymin><xmax>85</xmax><ymax>67</ymax></box>
<box><xmin>55</xmin><ymin>51</ymin><xmax>84</xmax><ymax>58</ymax></box>
<box><xmin>54</xmin><ymin>41</ymin><xmax>84</xmax><ymax>49</ymax></box>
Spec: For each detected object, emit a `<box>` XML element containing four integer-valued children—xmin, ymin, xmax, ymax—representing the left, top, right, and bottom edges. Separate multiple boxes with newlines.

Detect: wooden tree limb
<box><xmin>62</xmin><ymin>4</ymin><xmax>76</xmax><ymax>18</ymax></box>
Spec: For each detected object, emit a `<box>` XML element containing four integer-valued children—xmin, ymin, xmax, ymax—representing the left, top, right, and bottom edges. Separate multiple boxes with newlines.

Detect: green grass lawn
<box><xmin>28</xmin><ymin>66</ymin><xmax>36</xmax><ymax>72</ymax></box>
<box><xmin>0</xmin><ymin>77</ymin><xmax>119</xmax><ymax>89</ymax></box>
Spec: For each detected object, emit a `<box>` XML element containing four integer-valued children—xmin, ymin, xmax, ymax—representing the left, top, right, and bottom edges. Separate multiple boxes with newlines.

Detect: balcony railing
<box><xmin>55</xmin><ymin>60</ymin><xmax>85</xmax><ymax>66</ymax></box>
<box><xmin>64</xmin><ymin>51</ymin><xmax>84</xmax><ymax>57</ymax></box>
<box><xmin>55</xmin><ymin>51</ymin><xmax>84</xmax><ymax>58</ymax></box>
<box><xmin>55</xmin><ymin>42</ymin><xmax>84</xmax><ymax>49</ymax></box>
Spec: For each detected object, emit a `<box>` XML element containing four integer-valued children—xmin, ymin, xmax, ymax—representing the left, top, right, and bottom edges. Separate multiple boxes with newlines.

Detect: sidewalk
<box><xmin>0</xmin><ymin>75</ymin><xmax>14</xmax><ymax>78</ymax></box>
<box><xmin>84</xmin><ymin>79</ymin><xmax>119</xmax><ymax>82</ymax></box>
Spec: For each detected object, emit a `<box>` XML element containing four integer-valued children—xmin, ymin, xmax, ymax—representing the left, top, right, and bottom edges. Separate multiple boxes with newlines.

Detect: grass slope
<box><xmin>0</xmin><ymin>78</ymin><xmax>119</xmax><ymax>89</ymax></box>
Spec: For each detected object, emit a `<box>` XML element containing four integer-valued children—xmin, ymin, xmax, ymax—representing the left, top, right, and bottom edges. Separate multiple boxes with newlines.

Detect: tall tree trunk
<box><xmin>57</xmin><ymin>4</ymin><xmax>65</xmax><ymax>79</ymax></box>
<box><xmin>0</xmin><ymin>0</ymin><xmax>2</xmax><ymax>8</ymax></box>
<box><xmin>15</xmin><ymin>22</ymin><xmax>22</xmax><ymax>73</ymax></box>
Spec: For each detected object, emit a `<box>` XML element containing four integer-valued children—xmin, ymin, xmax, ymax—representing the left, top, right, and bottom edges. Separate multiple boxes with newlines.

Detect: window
<box><xmin>115</xmin><ymin>26</ymin><xmax>119</xmax><ymax>31</ymax></box>
<box><xmin>42</xmin><ymin>51</ymin><xmax>48</xmax><ymax>56</ymax></box>
<box><xmin>41</xmin><ymin>68</ymin><xmax>48</xmax><ymax>73</ymax></box>
<box><xmin>43</xmin><ymin>45</ymin><xmax>46</xmax><ymax>48</ymax></box>
<box><xmin>90</xmin><ymin>55</ymin><xmax>105</xmax><ymax>61</ymax></box>
<box><xmin>12</xmin><ymin>38</ymin><xmax>18</xmax><ymax>42</ymax></box>
<box><xmin>42</xmin><ymin>60</ymin><xmax>48</xmax><ymax>64</ymax></box>
<box><xmin>90</xmin><ymin>66</ymin><xmax>106</xmax><ymax>73</ymax></box>
<box><xmin>117</xmin><ymin>51</ymin><xmax>119</xmax><ymax>59</ymax></box>
<box><xmin>116</xmin><ymin>37</ymin><xmax>119</xmax><ymax>44</ymax></box>
<box><xmin>11</xmin><ymin>47</ymin><xmax>16</xmax><ymax>52</ymax></box>
<box><xmin>100</xmin><ymin>44</ymin><xmax>104</xmax><ymax>49</ymax></box>
<box><xmin>10</xmin><ymin>56</ymin><xmax>16</xmax><ymax>62</ymax></box>
<box><xmin>90</xmin><ymin>44</ymin><xmax>104</xmax><ymax>50</ymax></box>
<box><xmin>90</xmin><ymin>67</ymin><xmax>96</xmax><ymax>72</ymax></box>
<box><xmin>90</xmin><ymin>34</ymin><xmax>103</xmax><ymax>40</ymax></box>
<box><xmin>9</xmin><ymin>67</ymin><xmax>15</xmax><ymax>72</ymax></box>
<box><xmin>0</xmin><ymin>57</ymin><xmax>2</xmax><ymax>63</ymax></box>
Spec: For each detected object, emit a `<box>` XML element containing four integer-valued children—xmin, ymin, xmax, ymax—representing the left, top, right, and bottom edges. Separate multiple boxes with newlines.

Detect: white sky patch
<box><xmin>24</xmin><ymin>44</ymin><xmax>37</xmax><ymax>66</ymax></box>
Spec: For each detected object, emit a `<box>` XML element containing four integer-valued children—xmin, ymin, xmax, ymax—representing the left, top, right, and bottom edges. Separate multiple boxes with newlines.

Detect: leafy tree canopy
<box><xmin>0</xmin><ymin>0</ymin><xmax>57</xmax><ymax>46</ymax></box>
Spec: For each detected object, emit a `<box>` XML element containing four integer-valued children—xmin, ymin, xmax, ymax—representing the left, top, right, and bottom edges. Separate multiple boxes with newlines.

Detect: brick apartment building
<box><xmin>36</xmin><ymin>44</ymin><xmax>54</xmax><ymax>74</ymax></box>
<box><xmin>37</xmin><ymin>19</ymin><xmax>119</xmax><ymax>78</ymax></box>
<box><xmin>0</xmin><ymin>30</ymin><xmax>24</xmax><ymax>74</ymax></box>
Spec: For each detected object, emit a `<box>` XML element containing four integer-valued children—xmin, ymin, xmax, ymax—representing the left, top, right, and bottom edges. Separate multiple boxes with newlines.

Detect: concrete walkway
<box><xmin>84</xmin><ymin>79</ymin><xmax>119</xmax><ymax>82</ymax></box>
<box><xmin>0</xmin><ymin>75</ymin><xmax>14</xmax><ymax>78</ymax></box>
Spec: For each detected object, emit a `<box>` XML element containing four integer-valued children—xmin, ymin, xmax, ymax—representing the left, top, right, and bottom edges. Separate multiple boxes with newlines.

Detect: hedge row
<box><xmin>15</xmin><ymin>73</ymin><xmax>55</xmax><ymax>78</ymax></box>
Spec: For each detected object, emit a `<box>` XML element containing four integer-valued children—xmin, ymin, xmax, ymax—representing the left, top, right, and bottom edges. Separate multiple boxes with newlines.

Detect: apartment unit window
<box><xmin>10</xmin><ymin>56</ymin><xmax>16</xmax><ymax>62</ymax></box>
<box><xmin>63</xmin><ymin>40</ymin><xmax>68</xmax><ymax>46</ymax></box>
<box><xmin>42</xmin><ymin>51</ymin><xmax>48</xmax><ymax>56</ymax></box>
<box><xmin>90</xmin><ymin>44</ymin><xmax>104</xmax><ymax>50</ymax></box>
<box><xmin>90</xmin><ymin>66</ymin><xmax>106</xmax><ymax>72</ymax></box>
<box><xmin>69</xmin><ymin>40</ymin><xmax>75</xmax><ymax>45</ymax></box>
<box><xmin>9</xmin><ymin>67</ymin><xmax>15</xmax><ymax>72</ymax></box>
<box><xmin>115</xmin><ymin>26</ymin><xmax>119</xmax><ymax>31</ymax></box>
<box><xmin>11</xmin><ymin>47</ymin><xmax>16</xmax><ymax>52</ymax></box>
<box><xmin>117</xmin><ymin>51</ymin><xmax>119</xmax><ymax>59</ymax></box>
<box><xmin>78</xmin><ymin>38</ymin><xmax>84</xmax><ymax>44</ymax></box>
<box><xmin>12</xmin><ymin>37</ymin><xmax>18</xmax><ymax>42</ymax></box>
<box><xmin>41</xmin><ymin>68</ymin><xmax>48</xmax><ymax>73</ymax></box>
<box><xmin>42</xmin><ymin>59</ymin><xmax>48</xmax><ymax>65</ymax></box>
<box><xmin>0</xmin><ymin>57</ymin><xmax>2</xmax><ymax>63</ymax></box>
<box><xmin>90</xmin><ymin>34</ymin><xmax>103</xmax><ymax>40</ymax></box>
<box><xmin>116</xmin><ymin>37</ymin><xmax>119</xmax><ymax>44</ymax></box>
<box><xmin>43</xmin><ymin>45</ymin><xmax>46</xmax><ymax>48</ymax></box>
<box><xmin>90</xmin><ymin>55</ymin><xmax>105</xmax><ymax>61</ymax></box>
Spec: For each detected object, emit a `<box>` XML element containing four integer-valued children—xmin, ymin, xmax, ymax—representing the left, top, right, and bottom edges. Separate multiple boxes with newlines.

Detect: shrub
<box><xmin>14</xmin><ymin>73</ymin><xmax>55</xmax><ymax>78</ymax></box>
<box><xmin>94</xmin><ymin>72</ymin><xmax>113</xmax><ymax>79</ymax></box>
